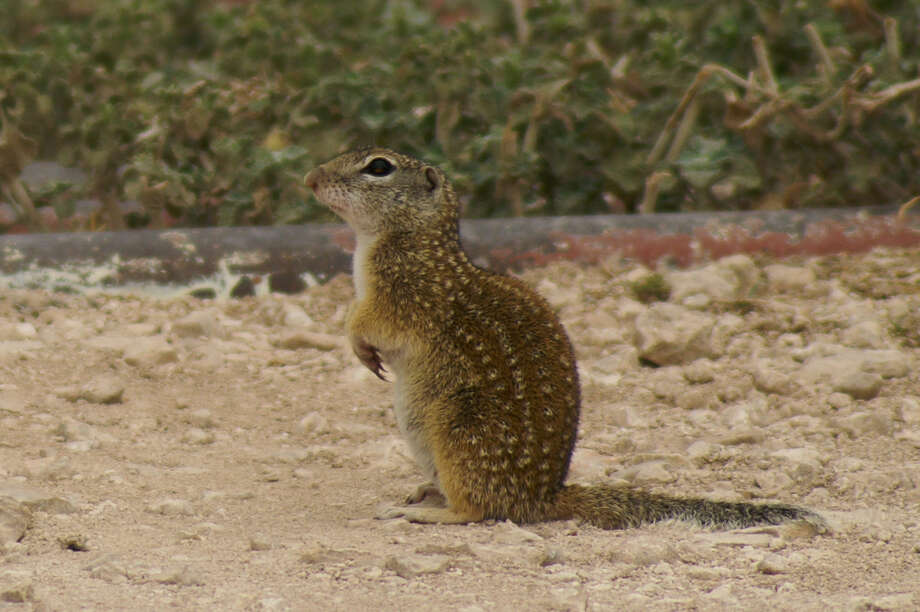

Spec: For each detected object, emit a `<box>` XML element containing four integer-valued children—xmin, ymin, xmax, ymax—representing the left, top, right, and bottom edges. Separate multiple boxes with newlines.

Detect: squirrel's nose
<box><xmin>304</xmin><ymin>168</ymin><xmax>321</xmax><ymax>192</ymax></box>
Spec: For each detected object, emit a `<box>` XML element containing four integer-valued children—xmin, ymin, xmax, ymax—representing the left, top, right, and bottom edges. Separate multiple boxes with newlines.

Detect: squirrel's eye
<box><xmin>362</xmin><ymin>157</ymin><xmax>395</xmax><ymax>177</ymax></box>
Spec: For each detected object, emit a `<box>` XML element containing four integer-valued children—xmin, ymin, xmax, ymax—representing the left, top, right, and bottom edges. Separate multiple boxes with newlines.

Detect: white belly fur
<box><xmin>387</xmin><ymin>354</ymin><xmax>439</xmax><ymax>490</ymax></box>
<box><xmin>352</xmin><ymin>233</ymin><xmax>439</xmax><ymax>490</ymax></box>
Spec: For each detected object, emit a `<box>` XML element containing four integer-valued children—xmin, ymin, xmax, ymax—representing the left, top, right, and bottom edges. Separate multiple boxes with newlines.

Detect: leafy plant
<box><xmin>1</xmin><ymin>0</ymin><xmax>918</xmax><ymax>231</ymax></box>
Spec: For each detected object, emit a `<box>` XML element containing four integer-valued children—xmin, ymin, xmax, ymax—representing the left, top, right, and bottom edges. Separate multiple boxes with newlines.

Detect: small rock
<box><xmin>0</xmin><ymin>570</ymin><xmax>34</xmax><ymax>603</ymax></box>
<box><xmin>610</xmin><ymin>537</ymin><xmax>679</xmax><ymax>566</ymax></box>
<box><xmin>181</xmin><ymin>428</ymin><xmax>216</xmax><ymax>445</ymax></box>
<box><xmin>868</xmin><ymin>593</ymin><xmax>916</xmax><ymax>611</ymax></box>
<box><xmin>0</xmin><ymin>497</ymin><xmax>30</xmax><ymax>547</ymax></box>
<box><xmin>186</xmin><ymin>408</ymin><xmax>216</xmax><ymax>428</ymax></box>
<box><xmin>686</xmin><ymin>441</ymin><xmax>723</xmax><ymax>464</ymax></box>
<box><xmin>898</xmin><ymin>397</ymin><xmax>920</xmax><ymax>425</ymax></box>
<box><xmin>296</xmin><ymin>412</ymin><xmax>329</xmax><ymax>435</ymax></box>
<box><xmin>798</xmin><ymin>350</ymin><xmax>891</xmax><ymax>400</ymax></box>
<box><xmin>147</xmin><ymin>498</ymin><xmax>195</xmax><ymax>516</ymax></box>
<box><xmin>299</xmin><ymin>543</ymin><xmax>350</xmax><ymax>564</ymax></box>
<box><xmin>834</xmin><ymin>411</ymin><xmax>892</xmax><ymax>437</ymax></box>
<box><xmin>172</xmin><ymin>310</ymin><xmax>224</xmax><ymax>338</ymax></box>
<box><xmin>771</xmin><ymin>448</ymin><xmax>823</xmax><ymax>483</ymax></box>
<box><xmin>59</xmin><ymin>375</ymin><xmax>125</xmax><ymax>405</ymax></box>
<box><xmin>676</xmin><ymin>386</ymin><xmax>720</xmax><ymax>411</ymax></box>
<box><xmin>0</xmin><ymin>483</ymin><xmax>76</xmax><ymax>514</ymax></box>
<box><xmin>276</xmin><ymin>330</ymin><xmax>342</xmax><ymax>351</ymax></box>
<box><xmin>156</xmin><ymin>565</ymin><xmax>204</xmax><ymax>586</ymax></box>
<box><xmin>0</xmin><ymin>323</ymin><xmax>37</xmax><ymax>341</ymax></box>
<box><xmin>764</xmin><ymin>264</ymin><xmax>816</xmax><ymax>293</ymax></box>
<box><xmin>249</xmin><ymin>537</ymin><xmax>272</xmax><ymax>551</ymax></box>
<box><xmin>753</xmin><ymin>472</ymin><xmax>794</xmax><ymax>496</ymax></box>
<box><xmin>384</xmin><ymin>553</ymin><xmax>450</xmax><ymax>579</ymax></box>
<box><xmin>124</xmin><ymin>338</ymin><xmax>179</xmax><ymax>367</ymax></box>
<box><xmin>58</xmin><ymin>533</ymin><xmax>90</xmax><ymax>551</ymax></box>
<box><xmin>536</xmin><ymin>278</ymin><xmax>580</xmax><ymax>309</ymax></box>
<box><xmin>834</xmin><ymin>372</ymin><xmax>883</xmax><ymax>401</ymax></box>
<box><xmin>617</xmin><ymin>461</ymin><xmax>675</xmax><ymax>485</ymax></box>
<box><xmin>756</xmin><ymin>553</ymin><xmax>789</xmax><ymax>574</ymax></box>
<box><xmin>634</xmin><ymin>303</ymin><xmax>716</xmax><ymax>366</ymax></box>
<box><xmin>683</xmin><ymin>359</ymin><xmax>716</xmax><ymax>384</ymax></box>
<box><xmin>751</xmin><ymin>363</ymin><xmax>797</xmax><ymax>396</ymax></box>
<box><xmin>841</xmin><ymin>320</ymin><xmax>887</xmax><ymax>349</ymax></box>
<box><xmin>492</xmin><ymin>520</ymin><xmax>543</xmax><ymax>545</ymax></box>
<box><xmin>85</xmin><ymin>554</ymin><xmax>128</xmax><ymax>584</ymax></box>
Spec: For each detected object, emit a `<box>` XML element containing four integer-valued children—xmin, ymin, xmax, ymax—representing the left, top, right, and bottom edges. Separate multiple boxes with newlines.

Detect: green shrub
<box><xmin>1</xmin><ymin>1</ymin><xmax>918</xmax><ymax>230</ymax></box>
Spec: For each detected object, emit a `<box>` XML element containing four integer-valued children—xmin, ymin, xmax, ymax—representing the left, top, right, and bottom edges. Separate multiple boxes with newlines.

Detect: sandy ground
<box><xmin>1</xmin><ymin>248</ymin><xmax>919</xmax><ymax>611</ymax></box>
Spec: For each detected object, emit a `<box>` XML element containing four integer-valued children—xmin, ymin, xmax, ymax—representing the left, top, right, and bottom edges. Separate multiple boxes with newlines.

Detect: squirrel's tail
<box><xmin>552</xmin><ymin>484</ymin><xmax>827</xmax><ymax>532</ymax></box>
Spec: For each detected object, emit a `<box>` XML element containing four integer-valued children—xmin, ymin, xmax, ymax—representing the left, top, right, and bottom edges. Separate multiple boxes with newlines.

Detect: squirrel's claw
<box><xmin>353</xmin><ymin>338</ymin><xmax>389</xmax><ymax>382</ymax></box>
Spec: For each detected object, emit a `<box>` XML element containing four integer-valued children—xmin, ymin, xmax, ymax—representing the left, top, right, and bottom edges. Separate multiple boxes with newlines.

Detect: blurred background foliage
<box><xmin>1</xmin><ymin>0</ymin><xmax>918</xmax><ymax>232</ymax></box>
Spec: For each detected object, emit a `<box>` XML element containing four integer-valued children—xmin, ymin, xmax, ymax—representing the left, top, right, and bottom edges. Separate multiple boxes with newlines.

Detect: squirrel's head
<box><xmin>305</xmin><ymin>148</ymin><xmax>459</xmax><ymax>236</ymax></box>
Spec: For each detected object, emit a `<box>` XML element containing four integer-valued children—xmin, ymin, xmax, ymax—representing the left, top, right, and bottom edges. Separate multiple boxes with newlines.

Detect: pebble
<box><xmin>751</xmin><ymin>363</ymin><xmax>797</xmax><ymax>395</ymax></box>
<box><xmin>0</xmin><ymin>569</ymin><xmax>34</xmax><ymax>603</ymax></box>
<box><xmin>123</xmin><ymin>337</ymin><xmax>179</xmax><ymax>367</ymax></box>
<box><xmin>833</xmin><ymin>412</ymin><xmax>892</xmax><ymax>438</ymax></box>
<box><xmin>0</xmin><ymin>483</ymin><xmax>77</xmax><ymax>514</ymax></box>
<box><xmin>535</xmin><ymin>278</ymin><xmax>581</xmax><ymax>309</ymax></box>
<box><xmin>615</xmin><ymin>460</ymin><xmax>676</xmax><ymax>484</ymax></box>
<box><xmin>756</xmin><ymin>552</ymin><xmax>789</xmax><ymax>574</ymax></box>
<box><xmin>683</xmin><ymin>359</ymin><xmax>716</xmax><ymax>384</ymax></box>
<box><xmin>296</xmin><ymin>412</ymin><xmax>330</xmax><ymax>435</ymax></box>
<box><xmin>898</xmin><ymin>397</ymin><xmax>920</xmax><ymax>424</ymax></box>
<box><xmin>771</xmin><ymin>448</ymin><xmax>823</xmax><ymax>483</ymax></box>
<box><xmin>491</xmin><ymin>520</ymin><xmax>543</xmax><ymax>545</ymax></box>
<box><xmin>798</xmin><ymin>350</ymin><xmax>893</xmax><ymax>400</ymax></box>
<box><xmin>171</xmin><ymin>310</ymin><xmax>224</xmax><ymax>338</ymax></box>
<box><xmin>85</xmin><ymin>554</ymin><xmax>128</xmax><ymax>584</ymax></box>
<box><xmin>185</xmin><ymin>408</ymin><xmax>216</xmax><ymax>428</ymax></box>
<box><xmin>0</xmin><ymin>496</ymin><xmax>30</xmax><ymax>547</ymax></box>
<box><xmin>249</xmin><ymin>536</ymin><xmax>272</xmax><ymax>551</ymax></box>
<box><xmin>609</xmin><ymin>537</ymin><xmax>679</xmax><ymax>566</ymax></box>
<box><xmin>384</xmin><ymin>553</ymin><xmax>450</xmax><ymax>579</ymax></box>
<box><xmin>182</xmin><ymin>428</ymin><xmax>216</xmax><ymax>445</ymax></box>
<box><xmin>841</xmin><ymin>320</ymin><xmax>887</xmax><ymax>349</ymax></box>
<box><xmin>147</xmin><ymin>498</ymin><xmax>195</xmax><ymax>516</ymax></box>
<box><xmin>299</xmin><ymin>543</ymin><xmax>351</xmax><ymax>564</ymax></box>
<box><xmin>764</xmin><ymin>264</ymin><xmax>816</xmax><ymax>293</ymax></box>
<box><xmin>58</xmin><ymin>375</ymin><xmax>125</xmax><ymax>405</ymax></box>
<box><xmin>634</xmin><ymin>303</ymin><xmax>716</xmax><ymax>366</ymax></box>
<box><xmin>156</xmin><ymin>565</ymin><xmax>204</xmax><ymax>586</ymax></box>
<box><xmin>0</xmin><ymin>323</ymin><xmax>38</xmax><ymax>341</ymax></box>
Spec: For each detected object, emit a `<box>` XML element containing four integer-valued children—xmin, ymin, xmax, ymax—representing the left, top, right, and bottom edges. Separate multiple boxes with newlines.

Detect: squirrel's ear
<box><xmin>424</xmin><ymin>167</ymin><xmax>441</xmax><ymax>192</ymax></box>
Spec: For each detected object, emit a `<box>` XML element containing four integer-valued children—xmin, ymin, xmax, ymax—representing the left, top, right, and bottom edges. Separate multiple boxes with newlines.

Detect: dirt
<box><xmin>1</xmin><ymin>248</ymin><xmax>919</xmax><ymax>611</ymax></box>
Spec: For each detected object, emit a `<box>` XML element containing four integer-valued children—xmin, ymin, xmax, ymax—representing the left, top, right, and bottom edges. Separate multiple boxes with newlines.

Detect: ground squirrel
<box><xmin>304</xmin><ymin>147</ymin><xmax>826</xmax><ymax>532</ymax></box>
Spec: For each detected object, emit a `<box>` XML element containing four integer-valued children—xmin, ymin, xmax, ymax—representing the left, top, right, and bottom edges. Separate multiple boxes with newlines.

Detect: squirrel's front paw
<box><xmin>406</xmin><ymin>482</ymin><xmax>446</xmax><ymax>507</ymax></box>
<box><xmin>352</xmin><ymin>337</ymin><xmax>388</xmax><ymax>381</ymax></box>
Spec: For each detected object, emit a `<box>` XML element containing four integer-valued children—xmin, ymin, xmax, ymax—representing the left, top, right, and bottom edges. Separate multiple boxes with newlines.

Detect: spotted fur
<box><xmin>304</xmin><ymin>148</ymin><xmax>826</xmax><ymax>532</ymax></box>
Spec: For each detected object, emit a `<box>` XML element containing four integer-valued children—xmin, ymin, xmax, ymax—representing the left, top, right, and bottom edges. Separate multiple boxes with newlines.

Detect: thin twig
<box><xmin>752</xmin><ymin>35</ymin><xmax>778</xmax><ymax>95</ymax></box>
<box><xmin>883</xmin><ymin>17</ymin><xmax>901</xmax><ymax>70</ymax></box>
<box><xmin>508</xmin><ymin>0</ymin><xmax>530</xmax><ymax>45</ymax></box>
<box><xmin>639</xmin><ymin>171</ymin><xmax>670</xmax><ymax>215</ymax></box>
<box><xmin>855</xmin><ymin>77</ymin><xmax>920</xmax><ymax>112</ymax></box>
<box><xmin>804</xmin><ymin>23</ymin><xmax>836</xmax><ymax>85</ymax></box>
<box><xmin>665</xmin><ymin>96</ymin><xmax>700</xmax><ymax>162</ymax></box>
<box><xmin>897</xmin><ymin>195</ymin><xmax>919</xmax><ymax>225</ymax></box>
